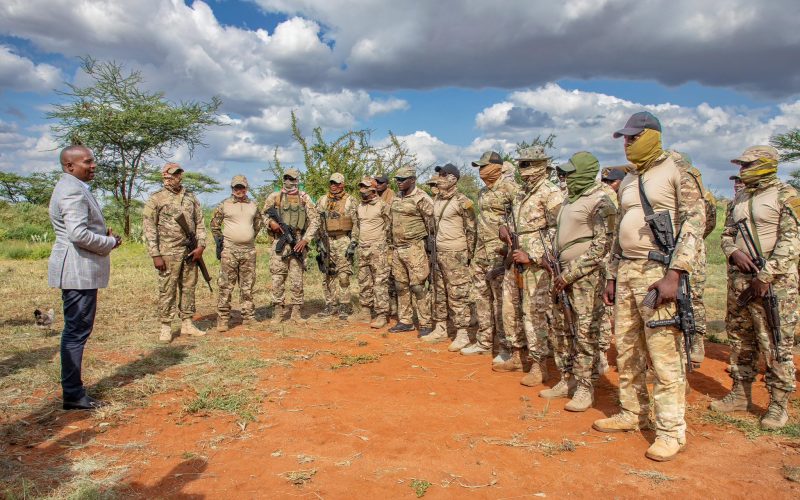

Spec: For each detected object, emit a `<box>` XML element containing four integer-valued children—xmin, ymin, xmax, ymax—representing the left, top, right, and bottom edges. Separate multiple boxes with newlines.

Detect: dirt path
<box><xmin>9</xmin><ymin>320</ymin><xmax>800</xmax><ymax>498</ymax></box>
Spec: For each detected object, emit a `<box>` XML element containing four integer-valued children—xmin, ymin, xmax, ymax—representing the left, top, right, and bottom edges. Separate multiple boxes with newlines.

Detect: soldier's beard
<box><xmin>360</xmin><ymin>190</ymin><xmax>375</xmax><ymax>201</ymax></box>
<box><xmin>163</xmin><ymin>177</ymin><xmax>182</xmax><ymax>193</ymax></box>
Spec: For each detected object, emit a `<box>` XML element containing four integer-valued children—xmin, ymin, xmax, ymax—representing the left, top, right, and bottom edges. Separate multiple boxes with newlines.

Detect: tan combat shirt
<box><xmin>434</xmin><ymin>191</ymin><xmax>477</xmax><ymax>254</ymax></box>
<box><xmin>142</xmin><ymin>187</ymin><xmax>207</xmax><ymax>258</ymax></box>
<box><xmin>390</xmin><ymin>186</ymin><xmax>434</xmax><ymax>246</ymax></box>
<box><xmin>355</xmin><ymin>197</ymin><xmax>391</xmax><ymax>246</ymax></box>
<box><xmin>210</xmin><ymin>196</ymin><xmax>262</xmax><ymax>249</ymax></box>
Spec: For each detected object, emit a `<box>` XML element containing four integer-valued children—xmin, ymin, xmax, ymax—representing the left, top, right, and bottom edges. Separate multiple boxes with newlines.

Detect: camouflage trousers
<box><xmin>597</xmin><ymin>262</ymin><xmax>613</xmax><ymax>352</ymax></box>
<box><xmin>432</xmin><ymin>250</ymin><xmax>472</xmax><ymax>329</ymax></box>
<box><xmin>519</xmin><ymin>265</ymin><xmax>554</xmax><ymax>364</ymax></box>
<box><xmin>471</xmin><ymin>259</ymin><xmax>505</xmax><ymax>349</ymax></box>
<box><xmin>157</xmin><ymin>253</ymin><xmax>198</xmax><ymax>323</ymax></box>
<box><xmin>392</xmin><ymin>240</ymin><xmax>431</xmax><ymax>328</ymax></box>
<box><xmin>358</xmin><ymin>241</ymin><xmax>391</xmax><ymax>315</ymax></box>
<box><xmin>217</xmin><ymin>245</ymin><xmax>257</xmax><ymax>322</ymax></box>
<box><xmin>726</xmin><ymin>270</ymin><xmax>797</xmax><ymax>393</ymax></box>
<box><xmin>269</xmin><ymin>240</ymin><xmax>306</xmax><ymax>306</ymax></box>
<box><xmin>555</xmin><ymin>270</ymin><xmax>604</xmax><ymax>382</ymax></box>
<box><xmin>614</xmin><ymin>259</ymin><xmax>686</xmax><ymax>440</ymax></box>
<box><xmin>322</xmin><ymin>234</ymin><xmax>353</xmax><ymax>306</ymax></box>
<box><xmin>691</xmin><ymin>242</ymin><xmax>707</xmax><ymax>339</ymax></box>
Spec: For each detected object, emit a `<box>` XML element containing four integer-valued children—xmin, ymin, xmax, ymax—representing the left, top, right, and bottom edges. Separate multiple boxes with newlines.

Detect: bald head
<box><xmin>60</xmin><ymin>145</ymin><xmax>92</xmax><ymax>168</ymax></box>
<box><xmin>60</xmin><ymin>145</ymin><xmax>96</xmax><ymax>182</ymax></box>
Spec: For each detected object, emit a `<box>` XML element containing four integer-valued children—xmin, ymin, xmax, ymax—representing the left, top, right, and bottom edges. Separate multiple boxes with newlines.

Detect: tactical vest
<box><xmin>277</xmin><ymin>192</ymin><xmax>307</xmax><ymax>232</ymax></box>
<box><xmin>324</xmin><ymin>194</ymin><xmax>353</xmax><ymax>234</ymax></box>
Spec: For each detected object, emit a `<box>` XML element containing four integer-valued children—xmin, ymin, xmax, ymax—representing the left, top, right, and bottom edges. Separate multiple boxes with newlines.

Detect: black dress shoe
<box><xmin>63</xmin><ymin>395</ymin><xmax>108</xmax><ymax>411</ymax></box>
<box><xmin>388</xmin><ymin>322</ymin><xmax>414</xmax><ymax>333</ymax></box>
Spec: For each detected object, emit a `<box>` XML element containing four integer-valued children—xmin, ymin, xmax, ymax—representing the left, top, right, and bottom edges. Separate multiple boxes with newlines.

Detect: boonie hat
<box><xmin>731</xmin><ymin>145</ymin><xmax>779</xmax><ymax>165</ymax></box>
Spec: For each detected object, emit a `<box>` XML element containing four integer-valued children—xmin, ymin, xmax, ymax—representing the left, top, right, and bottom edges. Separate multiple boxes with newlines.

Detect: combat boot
<box><xmin>539</xmin><ymin>374</ymin><xmax>576</xmax><ymax>399</ymax></box>
<box><xmin>289</xmin><ymin>306</ymin><xmax>304</xmax><ymax>322</ymax></box>
<box><xmin>216</xmin><ymin>317</ymin><xmax>229</xmax><ymax>333</ymax></box>
<box><xmin>492</xmin><ymin>346</ymin><xmax>512</xmax><ymax>365</ymax></box>
<box><xmin>565</xmin><ymin>380</ymin><xmax>594</xmax><ymax>412</ymax></box>
<box><xmin>645</xmin><ymin>436</ymin><xmax>686</xmax><ymax>462</ymax></box>
<box><xmin>448</xmin><ymin>329</ymin><xmax>470</xmax><ymax>352</ymax></box>
<box><xmin>761</xmin><ymin>389</ymin><xmax>790</xmax><ymax>430</ymax></box>
<box><xmin>370</xmin><ymin>315</ymin><xmax>388</xmax><ymax>329</ymax></box>
<box><xmin>316</xmin><ymin>304</ymin><xmax>335</xmax><ymax>318</ymax></box>
<box><xmin>592</xmin><ymin>411</ymin><xmax>650</xmax><ymax>433</ymax></box>
<box><xmin>271</xmin><ymin>305</ymin><xmax>285</xmax><ymax>324</ymax></box>
<box><xmin>423</xmin><ymin>323</ymin><xmax>448</xmax><ymax>343</ymax></box>
<box><xmin>492</xmin><ymin>348</ymin><xmax>524</xmax><ymax>372</ymax></box>
<box><xmin>159</xmin><ymin>323</ymin><xmax>172</xmax><ymax>343</ymax></box>
<box><xmin>520</xmin><ymin>361</ymin><xmax>548</xmax><ymax>387</ymax></box>
<box><xmin>356</xmin><ymin>307</ymin><xmax>374</xmax><ymax>321</ymax></box>
<box><xmin>709</xmin><ymin>380</ymin><xmax>752</xmax><ymax>413</ymax></box>
<box><xmin>690</xmin><ymin>333</ymin><xmax>705</xmax><ymax>366</ymax></box>
<box><xmin>242</xmin><ymin>317</ymin><xmax>256</xmax><ymax>328</ymax></box>
<box><xmin>460</xmin><ymin>342</ymin><xmax>490</xmax><ymax>356</ymax></box>
<box><xmin>388</xmin><ymin>322</ymin><xmax>414</xmax><ymax>333</ymax></box>
<box><xmin>338</xmin><ymin>303</ymin><xmax>352</xmax><ymax>320</ymax></box>
<box><xmin>181</xmin><ymin>319</ymin><xmax>206</xmax><ymax>337</ymax></box>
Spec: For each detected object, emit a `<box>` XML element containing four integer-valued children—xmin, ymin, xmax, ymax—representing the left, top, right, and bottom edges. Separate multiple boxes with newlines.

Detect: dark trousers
<box><xmin>60</xmin><ymin>289</ymin><xmax>98</xmax><ymax>401</ymax></box>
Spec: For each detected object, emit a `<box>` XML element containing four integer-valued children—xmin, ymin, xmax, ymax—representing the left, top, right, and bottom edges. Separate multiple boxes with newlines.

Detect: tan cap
<box><xmin>394</xmin><ymin>165</ymin><xmax>416</xmax><ymax>178</ymax></box>
<box><xmin>358</xmin><ymin>176</ymin><xmax>377</xmax><ymax>190</ymax></box>
<box><xmin>230</xmin><ymin>175</ymin><xmax>248</xmax><ymax>187</ymax></box>
<box><xmin>284</xmin><ymin>167</ymin><xmax>301</xmax><ymax>179</ymax></box>
<box><xmin>425</xmin><ymin>176</ymin><xmax>440</xmax><ymax>186</ymax></box>
<box><xmin>329</xmin><ymin>172</ymin><xmax>345</xmax><ymax>184</ymax></box>
<box><xmin>731</xmin><ymin>145</ymin><xmax>779</xmax><ymax>165</ymax></box>
<box><xmin>162</xmin><ymin>162</ymin><xmax>183</xmax><ymax>174</ymax></box>
<box><xmin>471</xmin><ymin>151</ymin><xmax>502</xmax><ymax>167</ymax></box>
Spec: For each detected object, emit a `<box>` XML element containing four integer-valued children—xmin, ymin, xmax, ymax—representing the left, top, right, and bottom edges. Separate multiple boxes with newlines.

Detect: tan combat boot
<box><xmin>242</xmin><ymin>317</ymin><xmax>256</xmax><ymax>328</ymax></box>
<box><xmin>689</xmin><ymin>333</ymin><xmax>705</xmax><ymax>366</ymax></box>
<box><xmin>448</xmin><ymin>329</ymin><xmax>471</xmax><ymax>352</ymax></box>
<box><xmin>565</xmin><ymin>380</ymin><xmax>594</xmax><ymax>412</ymax></box>
<box><xmin>492</xmin><ymin>348</ymin><xmax>524</xmax><ymax>372</ymax></box>
<box><xmin>159</xmin><ymin>323</ymin><xmax>172</xmax><ymax>343</ymax></box>
<box><xmin>289</xmin><ymin>306</ymin><xmax>304</xmax><ymax>322</ymax></box>
<box><xmin>709</xmin><ymin>380</ymin><xmax>752</xmax><ymax>413</ymax></box>
<box><xmin>520</xmin><ymin>361</ymin><xmax>548</xmax><ymax>387</ymax></box>
<box><xmin>370</xmin><ymin>314</ymin><xmax>388</xmax><ymax>329</ymax></box>
<box><xmin>271</xmin><ymin>305</ymin><xmax>285</xmax><ymax>324</ymax></box>
<box><xmin>592</xmin><ymin>411</ymin><xmax>649</xmax><ymax>433</ymax></box>
<box><xmin>422</xmin><ymin>323</ymin><xmax>448</xmax><ymax>343</ymax></box>
<box><xmin>539</xmin><ymin>374</ymin><xmax>575</xmax><ymax>399</ymax></box>
<box><xmin>761</xmin><ymin>389</ymin><xmax>790</xmax><ymax>430</ymax></box>
<box><xmin>217</xmin><ymin>317</ymin><xmax>229</xmax><ymax>333</ymax></box>
<box><xmin>181</xmin><ymin>319</ymin><xmax>206</xmax><ymax>337</ymax></box>
<box><xmin>645</xmin><ymin>436</ymin><xmax>686</xmax><ymax>462</ymax></box>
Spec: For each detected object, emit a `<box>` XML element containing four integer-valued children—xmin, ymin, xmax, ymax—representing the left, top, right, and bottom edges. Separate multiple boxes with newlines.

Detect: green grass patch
<box><xmin>410</xmin><ymin>479</ymin><xmax>431</xmax><ymax>498</ymax></box>
<box><xmin>703</xmin><ymin>409</ymin><xmax>800</xmax><ymax>439</ymax></box>
<box><xmin>330</xmin><ymin>353</ymin><xmax>379</xmax><ymax>370</ymax></box>
<box><xmin>0</xmin><ymin>240</ymin><xmax>52</xmax><ymax>259</ymax></box>
<box><xmin>185</xmin><ymin>387</ymin><xmax>257</xmax><ymax>421</ymax></box>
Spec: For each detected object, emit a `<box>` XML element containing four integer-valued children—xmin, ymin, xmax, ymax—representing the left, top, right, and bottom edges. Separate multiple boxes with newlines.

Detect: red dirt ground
<box><xmin>8</xmin><ymin>320</ymin><xmax>800</xmax><ymax>499</ymax></box>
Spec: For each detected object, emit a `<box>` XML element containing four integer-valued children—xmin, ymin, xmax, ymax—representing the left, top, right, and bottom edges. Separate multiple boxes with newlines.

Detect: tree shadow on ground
<box><xmin>115</xmin><ymin>457</ymin><xmax>209</xmax><ymax>499</ymax></box>
<box><xmin>0</xmin><ymin>344</ymin><xmax>194</xmax><ymax>498</ymax></box>
<box><xmin>0</xmin><ymin>345</ymin><xmax>58</xmax><ymax>380</ymax></box>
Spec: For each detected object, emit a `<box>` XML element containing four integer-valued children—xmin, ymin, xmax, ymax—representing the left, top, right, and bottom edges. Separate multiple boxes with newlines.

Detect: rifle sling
<box><xmin>747</xmin><ymin>196</ymin><xmax>770</xmax><ymax>259</ymax></box>
<box><xmin>637</xmin><ymin>174</ymin><xmax>672</xmax><ymax>257</ymax></box>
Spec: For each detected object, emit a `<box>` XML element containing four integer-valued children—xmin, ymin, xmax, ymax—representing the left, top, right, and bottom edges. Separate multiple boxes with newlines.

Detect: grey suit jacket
<box><xmin>48</xmin><ymin>173</ymin><xmax>117</xmax><ymax>290</ymax></box>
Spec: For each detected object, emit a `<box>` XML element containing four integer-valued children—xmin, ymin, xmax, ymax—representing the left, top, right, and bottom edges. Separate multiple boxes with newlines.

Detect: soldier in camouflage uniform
<box><xmin>376</xmin><ymin>175</ymin><xmax>398</xmax><ymax>317</ymax></box>
<box><xmin>424</xmin><ymin>164</ymin><xmax>477</xmax><ymax>350</ymax></box>
<box><xmin>494</xmin><ymin>148</ymin><xmax>563</xmax><ymax>386</ymax></box>
<box><xmin>593</xmin><ymin>112</ymin><xmax>705</xmax><ymax>462</ymax></box>
<box><xmin>262</xmin><ymin>168</ymin><xmax>320</xmax><ymax>322</ymax></box>
<box><xmin>546</xmin><ymin>152</ymin><xmax>615</xmax><ymax>411</ymax></box>
<box><xmin>460</xmin><ymin>151</ymin><xmax>519</xmax><ymax>358</ymax></box>
<box><xmin>387</xmin><ymin>166</ymin><xmax>435</xmax><ymax>335</ymax></box>
<box><xmin>711</xmin><ymin>145</ymin><xmax>799</xmax><ymax>430</ymax></box>
<box><xmin>143</xmin><ymin>163</ymin><xmax>208</xmax><ymax>343</ymax></box>
<box><xmin>316</xmin><ymin>173</ymin><xmax>358</xmax><ymax>319</ymax></box>
<box><xmin>353</xmin><ymin>176</ymin><xmax>392</xmax><ymax>328</ymax></box>
<box><xmin>210</xmin><ymin>175</ymin><xmax>262</xmax><ymax>332</ymax></box>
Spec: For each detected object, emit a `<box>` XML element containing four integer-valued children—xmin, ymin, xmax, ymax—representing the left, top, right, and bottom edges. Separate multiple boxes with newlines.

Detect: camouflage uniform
<box><xmin>718</xmin><ymin>148</ymin><xmax>799</xmax><ymax>423</ymax></box>
<box><xmin>262</xmin><ymin>179</ymin><xmax>320</xmax><ymax>309</ymax></box>
<box><xmin>210</xmin><ymin>183</ymin><xmax>262</xmax><ymax>325</ymax></box>
<box><xmin>379</xmin><ymin>186</ymin><xmax>398</xmax><ymax>314</ymax></box>
<box><xmin>143</xmin><ymin>185</ymin><xmax>208</xmax><ymax>324</ymax></box>
<box><xmin>605</xmin><ymin>149</ymin><xmax>705</xmax><ymax>443</ymax></box>
<box><xmin>354</xmin><ymin>187</ymin><xmax>392</xmax><ymax>318</ymax></box>
<box><xmin>390</xmin><ymin>172</ymin><xmax>434</xmax><ymax>330</ymax></box>
<box><xmin>316</xmin><ymin>188</ymin><xmax>358</xmax><ymax>310</ymax></box>
<box><xmin>597</xmin><ymin>180</ymin><xmax>619</xmax><ymax>354</ymax></box>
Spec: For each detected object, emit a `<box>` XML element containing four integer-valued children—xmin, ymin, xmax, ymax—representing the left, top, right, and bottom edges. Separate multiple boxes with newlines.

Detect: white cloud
<box><xmin>0</xmin><ymin>46</ymin><xmax>61</xmax><ymax>93</ymax></box>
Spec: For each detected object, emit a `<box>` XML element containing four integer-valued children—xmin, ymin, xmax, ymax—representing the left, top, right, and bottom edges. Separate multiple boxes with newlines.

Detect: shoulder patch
<box><xmin>787</xmin><ymin>196</ymin><xmax>800</xmax><ymax>221</ymax></box>
<box><xmin>461</xmin><ymin>197</ymin><xmax>474</xmax><ymax>211</ymax></box>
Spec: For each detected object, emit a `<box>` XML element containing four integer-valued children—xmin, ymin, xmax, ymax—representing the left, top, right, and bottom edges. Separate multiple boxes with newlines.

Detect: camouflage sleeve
<box><xmin>461</xmin><ymin>195</ymin><xmax>477</xmax><ymax>260</ymax></box>
<box><xmin>669</xmin><ymin>167</ymin><xmax>705</xmax><ymax>274</ymax></box>
<box><xmin>262</xmin><ymin>193</ymin><xmax>279</xmax><ymax>231</ymax></box>
<box><xmin>252</xmin><ymin>201</ymin><xmax>263</xmax><ymax>235</ymax></box>
<box><xmin>759</xmin><ymin>196</ymin><xmax>800</xmax><ymax>282</ymax></box>
<box><xmin>607</xmin><ymin>202</ymin><xmax>624</xmax><ymax>280</ymax></box>
<box><xmin>527</xmin><ymin>187</ymin><xmax>564</xmax><ymax>263</ymax></box>
<box><xmin>191</xmin><ymin>194</ymin><xmax>208</xmax><ymax>247</ymax></box>
<box><xmin>210</xmin><ymin>203</ymin><xmax>224</xmax><ymax>239</ymax></box>
<box><xmin>348</xmin><ymin>196</ymin><xmax>359</xmax><ymax>242</ymax></box>
<box><xmin>303</xmin><ymin>193</ymin><xmax>321</xmax><ymax>241</ymax></box>
<box><xmin>382</xmin><ymin>201</ymin><xmax>393</xmax><ymax>245</ymax></box>
<box><xmin>141</xmin><ymin>195</ymin><xmax>161</xmax><ymax>257</ymax></box>
<box><xmin>418</xmin><ymin>193</ymin><xmax>435</xmax><ymax>234</ymax></box>
<box><xmin>720</xmin><ymin>198</ymin><xmax>739</xmax><ymax>259</ymax></box>
<box><xmin>562</xmin><ymin>195</ymin><xmax>614</xmax><ymax>284</ymax></box>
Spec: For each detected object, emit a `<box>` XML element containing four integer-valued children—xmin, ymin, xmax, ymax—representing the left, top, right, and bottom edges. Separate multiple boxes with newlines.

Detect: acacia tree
<box><xmin>47</xmin><ymin>57</ymin><xmax>223</xmax><ymax>235</ymax></box>
<box><xmin>770</xmin><ymin>129</ymin><xmax>800</xmax><ymax>190</ymax></box>
<box><xmin>0</xmin><ymin>171</ymin><xmax>61</xmax><ymax>204</ymax></box>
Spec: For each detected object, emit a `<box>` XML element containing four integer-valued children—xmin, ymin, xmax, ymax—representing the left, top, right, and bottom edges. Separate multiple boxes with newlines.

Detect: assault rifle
<box><xmin>732</xmin><ymin>218</ymin><xmax>784</xmax><ymax>362</ymax></box>
<box><xmin>499</xmin><ymin>202</ymin><xmax>524</xmax><ymax>303</ymax></box>
<box><xmin>539</xmin><ymin>229</ymin><xmax>578</xmax><ymax>356</ymax></box>
<box><xmin>265</xmin><ymin>206</ymin><xmax>307</xmax><ymax>270</ymax></box>
<box><xmin>175</xmin><ymin>213</ymin><xmax>213</xmax><ymax>292</ymax></box>
<box><xmin>315</xmin><ymin>212</ymin><xmax>337</xmax><ymax>276</ymax></box>
<box><xmin>640</xmin><ymin>208</ymin><xmax>695</xmax><ymax>373</ymax></box>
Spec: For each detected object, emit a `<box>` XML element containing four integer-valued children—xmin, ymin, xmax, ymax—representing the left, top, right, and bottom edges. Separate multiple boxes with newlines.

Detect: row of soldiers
<box><xmin>140</xmin><ymin>110</ymin><xmax>799</xmax><ymax>463</ymax></box>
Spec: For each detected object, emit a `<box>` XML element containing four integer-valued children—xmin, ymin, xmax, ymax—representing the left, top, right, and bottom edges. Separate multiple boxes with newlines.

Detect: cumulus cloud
<box><xmin>0</xmin><ymin>46</ymin><xmax>61</xmax><ymax>93</ymax></box>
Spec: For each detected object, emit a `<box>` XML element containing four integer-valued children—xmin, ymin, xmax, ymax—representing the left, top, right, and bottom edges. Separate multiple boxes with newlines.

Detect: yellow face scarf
<box><xmin>625</xmin><ymin>129</ymin><xmax>663</xmax><ymax>170</ymax></box>
<box><xmin>740</xmin><ymin>158</ymin><xmax>778</xmax><ymax>188</ymax></box>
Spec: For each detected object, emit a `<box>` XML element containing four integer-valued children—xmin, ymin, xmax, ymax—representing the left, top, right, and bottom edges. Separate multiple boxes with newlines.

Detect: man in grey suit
<box><xmin>48</xmin><ymin>145</ymin><xmax>121</xmax><ymax>410</ymax></box>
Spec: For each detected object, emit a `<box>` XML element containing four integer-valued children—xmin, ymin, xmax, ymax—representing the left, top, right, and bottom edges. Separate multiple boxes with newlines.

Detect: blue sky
<box><xmin>1</xmin><ymin>0</ymin><xmax>799</xmax><ymax>204</ymax></box>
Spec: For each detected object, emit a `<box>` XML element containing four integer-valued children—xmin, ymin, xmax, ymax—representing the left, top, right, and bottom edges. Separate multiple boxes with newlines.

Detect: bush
<box><xmin>0</xmin><ymin>241</ymin><xmax>51</xmax><ymax>260</ymax></box>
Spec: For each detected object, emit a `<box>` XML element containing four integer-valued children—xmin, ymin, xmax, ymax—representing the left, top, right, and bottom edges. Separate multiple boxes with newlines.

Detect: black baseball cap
<box><xmin>613</xmin><ymin>111</ymin><xmax>662</xmax><ymax>138</ymax></box>
<box><xmin>434</xmin><ymin>163</ymin><xmax>460</xmax><ymax>179</ymax></box>
<box><xmin>729</xmin><ymin>175</ymin><xmax>741</xmax><ymax>181</ymax></box>
<box><xmin>375</xmin><ymin>175</ymin><xmax>388</xmax><ymax>184</ymax></box>
<box><xmin>601</xmin><ymin>167</ymin><xmax>626</xmax><ymax>182</ymax></box>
